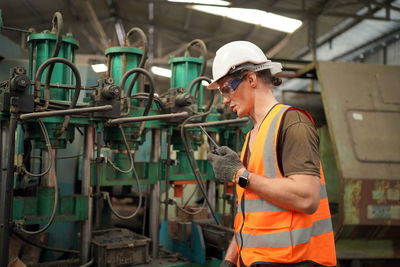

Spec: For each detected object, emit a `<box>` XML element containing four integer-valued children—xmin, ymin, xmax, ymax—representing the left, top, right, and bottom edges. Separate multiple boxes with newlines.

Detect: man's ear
<box><xmin>248</xmin><ymin>72</ymin><xmax>257</xmax><ymax>87</ymax></box>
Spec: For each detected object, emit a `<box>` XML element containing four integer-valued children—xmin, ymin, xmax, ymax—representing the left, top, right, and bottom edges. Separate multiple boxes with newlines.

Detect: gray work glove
<box><xmin>208</xmin><ymin>146</ymin><xmax>243</xmax><ymax>182</ymax></box>
<box><xmin>219</xmin><ymin>260</ymin><xmax>237</xmax><ymax>267</ymax></box>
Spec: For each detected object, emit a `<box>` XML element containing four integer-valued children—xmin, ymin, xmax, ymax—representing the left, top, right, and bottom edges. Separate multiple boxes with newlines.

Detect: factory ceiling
<box><xmin>1</xmin><ymin>0</ymin><xmax>400</xmax><ymax>76</ymax></box>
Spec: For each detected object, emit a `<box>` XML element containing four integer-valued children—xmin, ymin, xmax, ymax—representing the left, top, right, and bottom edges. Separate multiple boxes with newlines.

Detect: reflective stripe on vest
<box><xmin>240</xmin><ymin>217</ymin><xmax>333</xmax><ymax>248</ymax></box>
<box><xmin>234</xmin><ymin>104</ymin><xmax>336</xmax><ymax>267</ymax></box>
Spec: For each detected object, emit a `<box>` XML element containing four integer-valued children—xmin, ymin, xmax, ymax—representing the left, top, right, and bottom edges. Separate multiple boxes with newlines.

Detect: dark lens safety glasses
<box><xmin>218</xmin><ymin>73</ymin><xmax>247</xmax><ymax>95</ymax></box>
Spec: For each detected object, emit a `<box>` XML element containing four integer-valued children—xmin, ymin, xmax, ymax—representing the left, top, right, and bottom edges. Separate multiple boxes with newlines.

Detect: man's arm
<box><xmin>223</xmin><ymin>236</ymin><xmax>238</xmax><ymax>265</ymax></box>
<box><xmin>236</xmin><ymin>169</ymin><xmax>321</xmax><ymax>214</ymax></box>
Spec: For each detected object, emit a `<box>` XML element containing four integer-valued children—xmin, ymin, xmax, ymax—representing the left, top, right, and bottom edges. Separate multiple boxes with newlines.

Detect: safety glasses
<box><xmin>218</xmin><ymin>72</ymin><xmax>247</xmax><ymax>95</ymax></box>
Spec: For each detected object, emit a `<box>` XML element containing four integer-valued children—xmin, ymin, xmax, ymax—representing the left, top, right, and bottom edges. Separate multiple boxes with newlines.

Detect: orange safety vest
<box><xmin>234</xmin><ymin>104</ymin><xmax>336</xmax><ymax>266</ymax></box>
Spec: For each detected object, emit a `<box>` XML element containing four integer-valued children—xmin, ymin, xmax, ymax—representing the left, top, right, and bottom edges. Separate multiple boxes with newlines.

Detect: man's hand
<box><xmin>208</xmin><ymin>146</ymin><xmax>243</xmax><ymax>182</ymax></box>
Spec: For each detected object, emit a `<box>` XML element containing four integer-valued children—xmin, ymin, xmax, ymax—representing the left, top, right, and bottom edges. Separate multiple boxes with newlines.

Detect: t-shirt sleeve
<box><xmin>279</xmin><ymin>110</ymin><xmax>320</xmax><ymax>177</ymax></box>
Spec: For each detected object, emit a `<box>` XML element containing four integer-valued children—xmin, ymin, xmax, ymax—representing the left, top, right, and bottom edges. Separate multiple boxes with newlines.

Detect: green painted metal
<box><xmin>105</xmin><ymin>46</ymin><xmax>143</xmax><ymax>93</ymax></box>
<box><xmin>169</xmin><ymin>56</ymin><xmax>204</xmax><ymax>108</ymax></box>
<box><xmin>319</xmin><ymin>126</ymin><xmax>340</xmax><ymax>204</ymax></box>
<box><xmin>168</xmin><ymin>151</ymin><xmax>214</xmax><ymax>181</ymax></box>
<box><xmin>92</xmin><ymin>162</ymin><xmax>159</xmax><ymax>186</ymax></box>
<box><xmin>25</xmin><ymin>121</ymin><xmax>74</xmax><ymax>149</ymax></box>
<box><xmin>12</xmin><ymin>187</ymin><xmax>88</xmax><ymax>224</ymax></box>
<box><xmin>27</xmin><ymin>31</ymin><xmax>78</xmax><ymax>100</ymax></box>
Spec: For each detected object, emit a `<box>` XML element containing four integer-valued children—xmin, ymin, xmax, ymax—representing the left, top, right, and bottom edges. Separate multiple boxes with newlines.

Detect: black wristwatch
<box><xmin>238</xmin><ymin>169</ymin><xmax>250</xmax><ymax>188</ymax></box>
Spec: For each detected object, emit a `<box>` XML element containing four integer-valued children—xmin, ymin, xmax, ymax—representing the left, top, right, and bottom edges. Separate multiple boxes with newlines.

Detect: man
<box><xmin>207</xmin><ymin>41</ymin><xmax>336</xmax><ymax>267</ymax></box>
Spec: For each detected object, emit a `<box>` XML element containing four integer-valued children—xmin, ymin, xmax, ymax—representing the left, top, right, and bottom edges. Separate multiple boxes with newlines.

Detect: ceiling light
<box><xmin>91</xmin><ymin>63</ymin><xmax>108</xmax><ymax>73</ymax></box>
<box><xmin>191</xmin><ymin>6</ymin><xmax>302</xmax><ymax>33</ymax></box>
<box><xmin>201</xmin><ymin>80</ymin><xmax>209</xmax><ymax>86</ymax></box>
<box><xmin>169</xmin><ymin>0</ymin><xmax>230</xmax><ymax>6</ymax></box>
<box><xmin>151</xmin><ymin>66</ymin><xmax>172</xmax><ymax>78</ymax></box>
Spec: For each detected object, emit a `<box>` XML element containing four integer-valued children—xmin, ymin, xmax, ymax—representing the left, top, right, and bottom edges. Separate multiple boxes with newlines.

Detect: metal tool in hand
<box><xmin>199</xmin><ymin>126</ymin><xmax>220</xmax><ymax>154</ymax></box>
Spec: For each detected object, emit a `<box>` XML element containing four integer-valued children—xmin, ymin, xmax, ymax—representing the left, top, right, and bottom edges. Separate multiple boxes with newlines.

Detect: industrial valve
<box><xmin>160</xmin><ymin>87</ymin><xmax>194</xmax><ymax>114</ymax></box>
<box><xmin>0</xmin><ymin>67</ymin><xmax>34</xmax><ymax>113</ymax></box>
<box><xmin>92</xmin><ymin>77</ymin><xmax>121</xmax><ymax>118</ymax></box>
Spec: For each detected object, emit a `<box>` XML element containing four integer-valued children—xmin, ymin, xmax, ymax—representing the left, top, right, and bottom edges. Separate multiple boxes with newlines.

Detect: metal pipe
<box><xmin>20</xmin><ymin>105</ymin><xmax>112</xmax><ymax>120</ymax></box>
<box><xmin>80</xmin><ymin>125</ymin><xmax>94</xmax><ymax>264</ymax></box>
<box><xmin>41</xmin><ymin>149</ymin><xmax>57</xmax><ymax>187</ymax></box>
<box><xmin>35</xmin><ymin>82</ymin><xmax>97</xmax><ymax>91</ymax></box>
<box><xmin>184</xmin><ymin>117</ymin><xmax>249</xmax><ymax>128</ymax></box>
<box><xmin>149</xmin><ymin>181</ymin><xmax>160</xmax><ymax>259</ymax></box>
<box><xmin>0</xmin><ymin>110</ymin><xmax>17</xmax><ymax>266</ymax></box>
<box><xmin>207</xmin><ymin>181</ymin><xmax>216</xmax><ymax>213</ymax></box>
<box><xmin>95</xmin><ymin>128</ymin><xmax>102</xmax><ymax>229</ymax></box>
<box><xmin>164</xmin><ymin>133</ymin><xmax>172</xmax><ymax>221</ymax></box>
<box><xmin>109</xmin><ymin>111</ymin><xmax>188</xmax><ymax>124</ymax></box>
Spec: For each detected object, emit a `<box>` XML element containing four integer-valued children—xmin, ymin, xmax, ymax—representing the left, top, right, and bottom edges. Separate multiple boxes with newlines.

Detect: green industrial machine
<box><xmin>6</xmin><ymin>9</ymin><xmax>398</xmax><ymax>267</ymax></box>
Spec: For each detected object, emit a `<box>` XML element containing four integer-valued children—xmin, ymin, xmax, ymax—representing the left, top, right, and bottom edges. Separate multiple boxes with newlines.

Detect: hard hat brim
<box><xmin>207</xmin><ymin>81</ymin><xmax>219</xmax><ymax>90</ymax></box>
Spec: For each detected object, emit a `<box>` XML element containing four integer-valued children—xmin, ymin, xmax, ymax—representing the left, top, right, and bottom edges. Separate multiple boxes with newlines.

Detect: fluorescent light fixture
<box><xmin>202</xmin><ymin>80</ymin><xmax>210</xmax><ymax>86</ymax></box>
<box><xmin>151</xmin><ymin>66</ymin><xmax>172</xmax><ymax>78</ymax></box>
<box><xmin>191</xmin><ymin>5</ymin><xmax>302</xmax><ymax>33</ymax></box>
<box><xmin>169</xmin><ymin>0</ymin><xmax>230</xmax><ymax>6</ymax></box>
<box><xmin>91</xmin><ymin>63</ymin><xmax>108</xmax><ymax>73</ymax></box>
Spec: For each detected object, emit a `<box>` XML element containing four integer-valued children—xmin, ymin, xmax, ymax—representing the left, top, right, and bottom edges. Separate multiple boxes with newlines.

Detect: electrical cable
<box><xmin>103</xmin><ymin>126</ymin><xmax>143</xmax><ymax>220</ymax></box>
<box><xmin>17</xmin><ymin>120</ymin><xmax>59</xmax><ymax>235</ymax></box>
<box><xmin>79</xmin><ymin>258</ymin><xmax>94</xmax><ymax>267</ymax></box>
<box><xmin>21</xmin><ymin>120</ymin><xmax>52</xmax><ymax>177</ymax></box>
<box><xmin>182</xmin><ymin>185</ymin><xmax>198</xmax><ymax>208</ymax></box>
<box><xmin>106</xmin><ymin>126</ymin><xmax>134</xmax><ymax>174</ymax></box>
<box><xmin>11</xmin><ymin>229</ymin><xmax>79</xmax><ymax>254</ymax></box>
<box><xmin>175</xmin><ymin>198</ymin><xmax>207</xmax><ymax>215</ymax></box>
<box><xmin>178</xmin><ymin>94</ymin><xmax>220</xmax><ymax>224</ymax></box>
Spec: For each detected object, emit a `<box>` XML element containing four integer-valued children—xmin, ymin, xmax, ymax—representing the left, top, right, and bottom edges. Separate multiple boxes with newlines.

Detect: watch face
<box><xmin>238</xmin><ymin>176</ymin><xmax>248</xmax><ymax>188</ymax></box>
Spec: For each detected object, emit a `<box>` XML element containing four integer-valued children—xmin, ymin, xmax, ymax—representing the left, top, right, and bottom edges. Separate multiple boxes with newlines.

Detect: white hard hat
<box><xmin>207</xmin><ymin>41</ymin><xmax>282</xmax><ymax>89</ymax></box>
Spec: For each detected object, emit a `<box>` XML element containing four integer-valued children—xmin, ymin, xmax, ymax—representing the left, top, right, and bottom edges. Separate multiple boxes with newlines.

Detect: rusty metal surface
<box><xmin>343</xmin><ymin>179</ymin><xmax>400</xmax><ymax>227</ymax></box>
<box><xmin>316</xmin><ymin>61</ymin><xmax>400</xmax><ymax>180</ymax></box>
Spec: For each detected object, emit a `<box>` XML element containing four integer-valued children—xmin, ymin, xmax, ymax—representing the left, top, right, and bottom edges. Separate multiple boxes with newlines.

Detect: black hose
<box><xmin>188</xmin><ymin>76</ymin><xmax>214</xmax><ymax>113</ymax></box>
<box><xmin>130</xmin><ymin>93</ymin><xmax>165</xmax><ymax>110</ymax></box>
<box><xmin>124</xmin><ymin>27</ymin><xmax>148</xmax><ymax>97</ymax></box>
<box><xmin>120</xmin><ymin>68</ymin><xmax>154</xmax><ymax>117</ymax></box>
<box><xmin>184</xmin><ymin>39</ymin><xmax>207</xmax><ymax>77</ymax></box>
<box><xmin>34</xmin><ymin>57</ymin><xmax>82</xmax><ymax>136</ymax></box>
<box><xmin>37</xmin><ymin>12</ymin><xmax>63</xmax><ymax>112</ymax></box>
<box><xmin>184</xmin><ymin>40</ymin><xmax>208</xmax><ymax>108</ymax></box>
<box><xmin>12</xmin><ymin>229</ymin><xmax>79</xmax><ymax>254</ymax></box>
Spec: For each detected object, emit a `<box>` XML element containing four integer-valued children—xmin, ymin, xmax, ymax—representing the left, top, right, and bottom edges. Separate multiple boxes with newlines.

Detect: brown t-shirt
<box><xmin>244</xmin><ymin>109</ymin><xmax>320</xmax><ymax>177</ymax></box>
<box><xmin>277</xmin><ymin>109</ymin><xmax>320</xmax><ymax>177</ymax></box>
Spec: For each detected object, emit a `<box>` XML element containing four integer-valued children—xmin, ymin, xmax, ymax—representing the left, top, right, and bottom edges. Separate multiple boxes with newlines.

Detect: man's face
<box><xmin>217</xmin><ymin>72</ymin><xmax>252</xmax><ymax>117</ymax></box>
